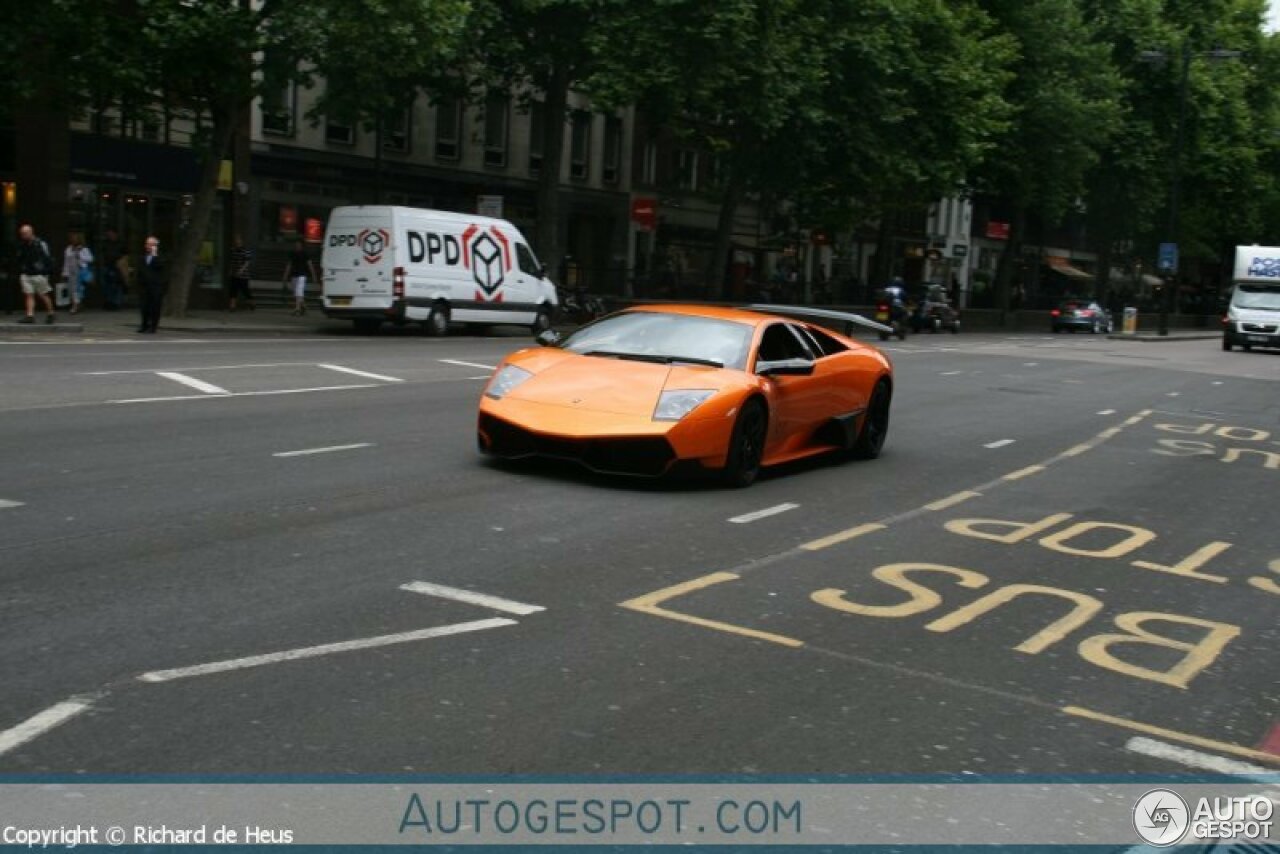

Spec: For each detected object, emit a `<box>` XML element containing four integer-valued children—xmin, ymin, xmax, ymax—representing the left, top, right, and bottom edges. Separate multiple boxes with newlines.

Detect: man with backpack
<box><xmin>16</xmin><ymin>224</ymin><xmax>56</xmax><ymax>324</ymax></box>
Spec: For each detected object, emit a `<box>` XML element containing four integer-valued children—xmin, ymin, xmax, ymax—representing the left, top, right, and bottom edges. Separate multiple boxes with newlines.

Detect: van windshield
<box><xmin>1234</xmin><ymin>285</ymin><xmax>1280</xmax><ymax>310</ymax></box>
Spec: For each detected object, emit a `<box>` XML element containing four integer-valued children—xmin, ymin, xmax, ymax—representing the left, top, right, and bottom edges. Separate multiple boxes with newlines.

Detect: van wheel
<box><xmin>531</xmin><ymin>307</ymin><xmax>553</xmax><ymax>335</ymax></box>
<box><xmin>425</xmin><ymin>303</ymin><xmax>449</xmax><ymax>337</ymax></box>
<box><xmin>353</xmin><ymin>319</ymin><xmax>380</xmax><ymax>335</ymax></box>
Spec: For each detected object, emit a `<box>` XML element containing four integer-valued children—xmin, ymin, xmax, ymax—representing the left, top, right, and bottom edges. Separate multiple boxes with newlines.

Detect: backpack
<box><xmin>33</xmin><ymin>239</ymin><xmax>53</xmax><ymax>276</ymax></box>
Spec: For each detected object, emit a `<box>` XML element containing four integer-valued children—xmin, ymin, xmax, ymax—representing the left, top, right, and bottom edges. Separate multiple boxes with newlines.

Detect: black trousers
<box><xmin>140</xmin><ymin>286</ymin><xmax>165</xmax><ymax>331</ymax></box>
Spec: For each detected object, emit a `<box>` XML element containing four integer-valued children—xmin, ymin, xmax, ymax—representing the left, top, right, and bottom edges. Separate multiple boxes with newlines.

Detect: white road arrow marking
<box><xmin>400</xmin><ymin>582</ymin><xmax>546</xmax><ymax>616</ymax></box>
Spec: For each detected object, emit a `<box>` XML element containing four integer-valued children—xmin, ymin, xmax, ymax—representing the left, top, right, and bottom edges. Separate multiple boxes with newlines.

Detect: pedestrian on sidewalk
<box><xmin>16</xmin><ymin>224</ymin><xmax>56</xmax><ymax>325</ymax></box>
<box><xmin>137</xmin><ymin>235</ymin><xmax>166</xmax><ymax>333</ymax></box>
<box><xmin>62</xmin><ymin>231</ymin><xmax>93</xmax><ymax>315</ymax></box>
<box><xmin>99</xmin><ymin>228</ymin><xmax>126</xmax><ymax>310</ymax></box>
<box><xmin>281</xmin><ymin>238</ymin><xmax>318</xmax><ymax>316</ymax></box>
<box><xmin>228</xmin><ymin>235</ymin><xmax>255</xmax><ymax>312</ymax></box>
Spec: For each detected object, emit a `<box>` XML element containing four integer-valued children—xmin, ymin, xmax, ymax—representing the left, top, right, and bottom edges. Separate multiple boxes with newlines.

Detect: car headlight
<box><xmin>653</xmin><ymin>389</ymin><xmax>715</xmax><ymax>422</ymax></box>
<box><xmin>485</xmin><ymin>364</ymin><xmax>533</xmax><ymax>400</ymax></box>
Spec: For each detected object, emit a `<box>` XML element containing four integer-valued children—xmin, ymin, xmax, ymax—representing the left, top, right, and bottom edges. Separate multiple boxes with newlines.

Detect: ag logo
<box><xmin>461</xmin><ymin>224</ymin><xmax>512</xmax><ymax>298</ymax></box>
<box><xmin>1133</xmin><ymin>789</ymin><xmax>1189</xmax><ymax>847</ymax></box>
<box><xmin>358</xmin><ymin>228</ymin><xmax>390</xmax><ymax>264</ymax></box>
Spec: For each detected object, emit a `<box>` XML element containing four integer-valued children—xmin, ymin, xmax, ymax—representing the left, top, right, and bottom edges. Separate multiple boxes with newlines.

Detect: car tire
<box><xmin>1090</xmin><ymin>321</ymin><xmax>1100</xmax><ymax>334</ymax></box>
<box><xmin>721</xmin><ymin>399</ymin><xmax>767</xmax><ymax>488</ymax></box>
<box><xmin>1053</xmin><ymin>326</ymin><xmax>1062</xmax><ymax>333</ymax></box>
<box><xmin>1243</xmin><ymin>341</ymin><xmax>1253</xmax><ymax>352</ymax></box>
<box><xmin>531</xmin><ymin>306</ymin><xmax>553</xmax><ymax>336</ymax></box>
<box><xmin>878</xmin><ymin>331</ymin><xmax>889</xmax><ymax>341</ymax></box>
<box><xmin>950</xmin><ymin>321</ymin><xmax>960</xmax><ymax>334</ymax></box>
<box><xmin>353</xmin><ymin>318</ymin><xmax>380</xmax><ymax>335</ymax></box>
<box><xmin>1222</xmin><ymin>336</ymin><xmax>1232</xmax><ymax>351</ymax></box>
<box><xmin>425</xmin><ymin>303</ymin><xmax>449</xmax><ymax>337</ymax></box>
<box><xmin>851</xmin><ymin>379</ymin><xmax>891</xmax><ymax>460</ymax></box>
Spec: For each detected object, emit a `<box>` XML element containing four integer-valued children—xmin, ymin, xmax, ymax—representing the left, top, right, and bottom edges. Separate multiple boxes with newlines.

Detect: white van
<box><xmin>1223</xmin><ymin>245</ymin><xmax>1280</xmax><ymax>351</ymax></box>
<box><xmin>321</xmin><ymin>206</ymin><xmax>558</xmax><ymax>335</ymax></box>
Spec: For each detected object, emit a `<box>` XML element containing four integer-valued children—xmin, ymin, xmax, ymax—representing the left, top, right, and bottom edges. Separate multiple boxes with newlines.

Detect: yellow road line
<box><xmin>1097</xmin><ymin>427</ymin><xmax>1122</xmax><ymax>439</ymax></box>
<box><xmin>923</xmin><ymin>491</ymin><xmax>983</xmax><ymax>512</ymax></box>
<box><xmin>801</xmin><ymin>522</ymin><xmax>887</xmax><ymax>552</ymax></box>
<box><xmin>1059</xmin><ymin>443</ymin><xmax>1094</xmax><ymax>458</ymax></box>
<box><xmin>619</xmin><ymin>572</ymin><xmax>804</xmax><ymax>648</ymax></box>
<box><xmin>1062</xmin><ymin>706</ymin><xmax>1280</xmax><ymax>767</ymax></box>
<box><xmin>1002</xmin><ymin>465</ymin><xmax>1045</xmax><ymax>482</ymax></box>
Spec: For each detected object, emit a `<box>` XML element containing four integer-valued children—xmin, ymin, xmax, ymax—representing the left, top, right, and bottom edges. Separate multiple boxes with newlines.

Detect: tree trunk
<box><xmin>536</xmin><ymin>63</ymin><xmax>571</xmax><ymax>279</ymax></box>
<box><xmin>705</xmin><ymin>169</ymin><xmax>747</xmax><ymax>300</ymax></box>
<box><xmin>994</xmin><ymin>204</ymin><xmax>1026</xmax><ymax>324</ymax></box>
<box><xmin>166</xmin><ymin>106</ymin><xmax>235</xmax><ymax>317</ymax></box>
<box><xmin>871</xmin><ymin>212</ymin><xmax>893</xmax><ymax>291</ymax></box>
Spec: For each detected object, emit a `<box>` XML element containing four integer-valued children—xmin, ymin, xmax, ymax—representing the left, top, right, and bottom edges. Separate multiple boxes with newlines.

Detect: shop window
<box><xmin>602</xmin><ymin>116</ymin><xmax>622</xmax><ymax>184</ymax></box>
<box><xmin>569</xmin><ymin>110</ymin><xmax>592</xmax><ymax>180</ymax></box>
<box><xmin>484</xmin><ymin>93</ymin><xmax>509</xmax><ymax>168</ymax></box>
<box><xmin>435</xmin><ymin>98</ymin><xmax>462</xmax><ymax>160</ymax></box>
<box><xmin>528</xmin><ymin>101</ymin><xmax>545</xmax><ymax>176</ymax></box>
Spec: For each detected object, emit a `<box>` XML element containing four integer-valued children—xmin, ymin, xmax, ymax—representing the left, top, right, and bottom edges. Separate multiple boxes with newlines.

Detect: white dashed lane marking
<box><xmin>273</xmin><ymin>443</ymin><xmax>375</xmax><ymax>458</ymax></box>
<box><xmin>984</xmin><ymin>439</ymin><xmax>1016</xmax><ymax>449</ymax></box>
<box><xmin>317</xmin><ymin>363</ymin><xmax>404</xmax><ymax>383</ymax></box>
<box><xmin>1097</xmin><ymin>409</ymin><xmax>1116</xmax><ymax>415</ymax></box>
<box><xmin>0</xmin><ymin>699</ymin><xmax>94</xmax><ymax>758</ymax></box>
<box><xmin>440</xmin><ymin>359</ymin><xmax>498</xmax><ymax>371</ymax></box>
<box><xmin>0</xmin><ymin>499</ymin><xmax>24</xmax><ymax>510</ymax></box>
<box><xmin>728</xmin><ymin>503</ymin><xmax>800</xmax><ymax>524</ymax></box>
<box><xmin>400</xmin><ymin>581</ymin><xmax>546</xmax><ymax>616</ymax></box>
<box><xmin>155</xmin><ymin>371</ymin><xmax>230</xmax><ymax>395</ymax></box>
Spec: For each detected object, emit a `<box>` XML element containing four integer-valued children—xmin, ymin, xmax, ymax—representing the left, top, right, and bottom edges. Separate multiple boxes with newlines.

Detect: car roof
<box><xmin>625</xmin><ymin>303</ymin><xmax>780</xmax><ymax>328</ymax></box>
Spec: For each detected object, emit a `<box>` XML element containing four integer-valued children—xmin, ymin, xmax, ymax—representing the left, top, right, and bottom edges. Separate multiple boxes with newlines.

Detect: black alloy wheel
<box><xmin>426</xmin><ymin>303</ymin><xmax>449</xmax><ymax>337</ymax></box>
<box><xmin>852</xmin><ymin>380</ymin><xmax>891</xmax><ymax>459</ymax></box>
<box><xmin>722</xmin><ymin>400</ymin><xmax>767</xmax><ymax>488</ymax></box>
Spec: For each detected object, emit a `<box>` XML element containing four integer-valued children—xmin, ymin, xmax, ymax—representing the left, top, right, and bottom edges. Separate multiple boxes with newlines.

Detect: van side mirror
<box><xmin>756</xmin><ymin>357</ymin><xmax>814</xmax><ymax>377</ymax></box>
<box><xmin>535</xmin><ymin>329</ymin><xmax>562</xmax><ymax>347</ymax></box>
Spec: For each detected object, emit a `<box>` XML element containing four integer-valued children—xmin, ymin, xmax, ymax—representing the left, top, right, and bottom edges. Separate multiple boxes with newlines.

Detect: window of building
<box><xmin>569</xmin><ymin>111</ymin><xmax>592</xmax><ymax>180</ymax></box>
<box><xmin>435</xmin><ymin>98</ymin><xmax>462</xmax><ymax>160</ymax></box>
<box><xmin>261</xmin><ymin>80</ymin><xmax>296</xmax><ymax>137</ymax></box>
<box><xmin>676</xmin><ymin>149</ymin><xmax>698</xmax><ymax>191</ymax></box>
<box><xmin>383</xmin><ymin>107</ymin><xmax>410</xmax><ymax>153</ymax></box>
<box><xmin>325</xmin><ymin>117</ymin><xmax>354</xmax><ymax>145</ymax></box>
<box><xmin>602</xmin><ymin>116</ymin><xmax>622</xmax><ymax>184</ymax></box>
<box><xmin>528</xmin><ymin>101</ymin><xmax>545</xmax><ymax>176</ymax></box>
<box><xmin>640</xmin><ymin>141</ymin><xmax>657</xmax><ymax>186</ymax></box>
<box><xmin>484</xmin><ymin>93</ymin><xmax>509</xmax><ymax>168</ymax></box>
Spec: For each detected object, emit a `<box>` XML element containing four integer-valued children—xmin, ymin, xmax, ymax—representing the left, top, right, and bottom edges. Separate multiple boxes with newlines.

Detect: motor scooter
<box><xmin>874</xmin><ymin>294</ymin><xmax>908</xmax><ymax>341</ymax></box>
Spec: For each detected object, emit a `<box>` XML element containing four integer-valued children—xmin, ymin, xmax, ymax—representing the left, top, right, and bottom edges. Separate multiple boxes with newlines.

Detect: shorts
<box><xmin>291</xmin><ymin>275</ymin><xmax>307</xmax><ymax>298</ymax></box>
<box><xmin>20</xmin><ymin>274</ymin><xmax>51</xmax><ymax>296</ymax></box>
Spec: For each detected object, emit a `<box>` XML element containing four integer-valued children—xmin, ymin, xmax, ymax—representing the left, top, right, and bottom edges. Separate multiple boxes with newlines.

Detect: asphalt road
<box><xmin>0</xmin><ymin>327</ymin><xmax>1277</xmax><ymax>775</ymax></box>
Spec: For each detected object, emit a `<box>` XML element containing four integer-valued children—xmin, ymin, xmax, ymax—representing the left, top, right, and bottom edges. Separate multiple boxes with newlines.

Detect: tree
<box><xmin>969</xmin><ymin>0</ymin><xmax>1124</xmax><ymax>317</ymax></box>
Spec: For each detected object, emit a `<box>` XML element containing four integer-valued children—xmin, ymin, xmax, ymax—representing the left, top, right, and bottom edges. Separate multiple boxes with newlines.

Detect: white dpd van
<box><xmin>321</xmin><ymin>206</ymin><xmax>558</xmax><ymax>334</ymax></box>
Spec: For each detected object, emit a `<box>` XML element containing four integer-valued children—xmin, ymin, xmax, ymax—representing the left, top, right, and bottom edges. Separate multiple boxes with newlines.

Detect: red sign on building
<box><xmin>278</xmin><ymin>205</ymin><xmax>298</xmax><ymax>235</ymax></box>
<box><xmin>304</xmin><ymin>217</ymin><xmax>324</xmax><ymax>244</ymax></box>
<box><xmin>630</xmin><ymin>197</ymin><xmax>658</xmax><ymax>232</ymax></box>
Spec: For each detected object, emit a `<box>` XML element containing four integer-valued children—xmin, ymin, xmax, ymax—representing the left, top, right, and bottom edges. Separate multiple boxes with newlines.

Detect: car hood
<box><xmin>1230</xmin><ymin>306</ymin><xmax>1280</xmax><ymax>323</ymax></box>
<box><xmin>505</xmin><ymin>351</ymin><xmax>730</xmax><ymax>417</ymax></box>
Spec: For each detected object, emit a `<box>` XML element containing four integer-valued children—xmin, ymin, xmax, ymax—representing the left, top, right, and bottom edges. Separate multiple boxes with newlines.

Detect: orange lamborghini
<box><xmin>476</xmin><ymin>304</ymin><xmax>894</xmax><ymax>486</ymax></box>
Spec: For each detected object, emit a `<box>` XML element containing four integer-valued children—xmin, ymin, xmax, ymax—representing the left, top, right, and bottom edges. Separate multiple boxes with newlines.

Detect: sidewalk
<box><xmin>0</xmin><ymin>304</ymin><xmax>327</xmax><ymax>336</ymax></box>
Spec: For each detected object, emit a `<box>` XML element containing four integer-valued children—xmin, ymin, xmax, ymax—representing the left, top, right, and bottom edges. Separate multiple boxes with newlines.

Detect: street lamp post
<box><xmin>1139</xmin><ymin>46</ymin><xmax>1241</xmax><ymax>336</ymax></box>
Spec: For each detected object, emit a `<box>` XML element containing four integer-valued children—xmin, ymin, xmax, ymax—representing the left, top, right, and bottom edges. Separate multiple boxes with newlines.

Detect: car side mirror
<box><xmin>535</xmin><ymin>329</ymin><xmax>561</xmax><ymax>347</ymax></box>
<box><xmin>756</xmin><ymin>357</ymin><xmax>814</xmax><ymax>377</ymax></box>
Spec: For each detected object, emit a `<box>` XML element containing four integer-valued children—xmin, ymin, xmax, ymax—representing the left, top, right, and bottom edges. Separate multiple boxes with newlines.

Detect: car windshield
<box><xmin>1233</xmin><ymin>285</ymin><xmax>1280</xmax><ymax>310</ymax></box>
<box><xmin>560</xmin><ymin>311</ymin><xmax>753</xmax><ymax>370</ymax></box>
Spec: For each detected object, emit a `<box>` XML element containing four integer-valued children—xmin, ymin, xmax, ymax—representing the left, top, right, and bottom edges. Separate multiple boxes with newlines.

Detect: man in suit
<box><xmin>137</xmin><ymin>235</ymin><xmax>166</xmax><ymax>333</ymax></box>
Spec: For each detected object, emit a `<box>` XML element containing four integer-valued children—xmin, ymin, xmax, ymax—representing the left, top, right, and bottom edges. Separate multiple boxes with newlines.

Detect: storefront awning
<box><xmin>1046</xmin><ymin>256</ymin><xmax>1094</xmax><ymax>281</ymax></box>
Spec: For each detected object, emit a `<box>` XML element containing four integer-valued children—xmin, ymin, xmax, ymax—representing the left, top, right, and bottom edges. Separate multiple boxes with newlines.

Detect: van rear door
<box><xmin>322</xmin><ymin>209</ymin><xmax>395</xmax><ymax>310</ymax></box>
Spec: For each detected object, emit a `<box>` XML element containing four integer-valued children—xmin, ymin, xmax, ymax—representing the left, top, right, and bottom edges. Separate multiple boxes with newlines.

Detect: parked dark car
<box><xmin>1051</xmin><ymin>300</ymin><xmax>1113</xmax><ymax>334</ymax></box>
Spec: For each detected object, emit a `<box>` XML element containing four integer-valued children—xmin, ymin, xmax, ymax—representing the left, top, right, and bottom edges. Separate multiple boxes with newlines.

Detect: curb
<box><xmin>0</xmin><ymin>322</ymin><xmax>85</xmax><ymax>334</ymax></box>
<box><xmin>1105</xmin><ymin>333</ymin><xmax>1220</xmax><ymax>342</ymax></box>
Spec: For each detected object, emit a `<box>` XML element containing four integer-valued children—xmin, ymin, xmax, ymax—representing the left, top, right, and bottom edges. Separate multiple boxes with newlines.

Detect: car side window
<box><xmin>805</xmin><ymin>326</ymin><xmax>849</xmax><ymax>356</ymax></box>
<box><xmin>758</xmin><ymin>323</ymin><xmax>813</xmax><ymax>362</ymax></box>
<box><xmin>516</xmin><ymin>244</ymin><xmax>541</xmax><ymax>276</ymax></box>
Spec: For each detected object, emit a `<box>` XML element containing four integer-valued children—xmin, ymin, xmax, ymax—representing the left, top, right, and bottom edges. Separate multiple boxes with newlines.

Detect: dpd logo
<box><xmin>358</xmin><ymin>228</ymin><xmax>390</xmax><ymax>264</ymax></box>
<box><xmin>461</xmin><ymin>224</ymin><xmax>512</xmax><ymax>298</ymax></box>
<box><xmin>1133</xmin><ymin>789</ymin><xmax>1189</xmax><ymax>847</ymax></box>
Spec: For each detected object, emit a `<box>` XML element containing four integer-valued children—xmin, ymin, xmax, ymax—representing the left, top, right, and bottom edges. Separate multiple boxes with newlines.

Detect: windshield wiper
<box><xmin>582</xmin><ymin>350</ymin><xmax>723</xmax><ymax>368</ymax></box>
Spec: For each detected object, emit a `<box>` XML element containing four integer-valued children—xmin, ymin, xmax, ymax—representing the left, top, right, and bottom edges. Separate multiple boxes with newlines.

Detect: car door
<box><xmin>755</xmin><ymin>323</ymin><xmax>826</xmax><ymax>452</ymax></box>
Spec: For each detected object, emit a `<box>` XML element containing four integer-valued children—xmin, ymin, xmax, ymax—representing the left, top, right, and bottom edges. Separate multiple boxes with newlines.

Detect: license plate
<box><xmin>1247</xmin><ymin>334</ymin><xmax>1269</xmax><ymax>343</ymax></box>
<box><xmin>329</xmin><ymin>297</ymin><xmax>352</xmax><ymax>306</ymax></box>
<box><xmin>874</xmin><ymin>311</ymin><xmax>889</xmax><ymax>322</ymax></box>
